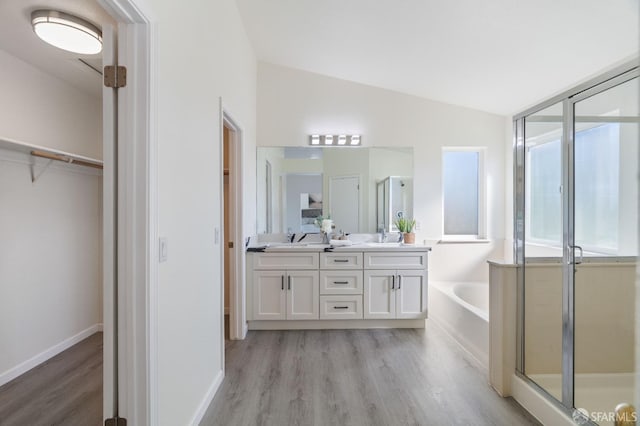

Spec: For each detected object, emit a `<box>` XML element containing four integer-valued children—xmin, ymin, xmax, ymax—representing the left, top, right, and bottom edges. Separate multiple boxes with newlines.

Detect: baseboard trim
<box><xmin>248</xmin><ymin>319</ymin><xmax>425</xmax><ymax>330</ymax></box>
<box><xmin>0</xmin><ymin>323</ymin><xmax>103</xmax><ymax>387</ymax></box>
<box><xmin>189</xmin><ymin>369</ymin><xmax>224</xmax><ymax>426</ymax></box>
<box><xmin>242</xmin><ymin>322</ymin><xmax>249</xmax><ymax>339</ymax></box>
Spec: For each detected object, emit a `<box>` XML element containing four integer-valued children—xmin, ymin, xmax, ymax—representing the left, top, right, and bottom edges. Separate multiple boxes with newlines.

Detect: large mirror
<box><xmin>257</xmin><ymin>147</ymin><xmax>413</xmax><ymax>234</ymax></box>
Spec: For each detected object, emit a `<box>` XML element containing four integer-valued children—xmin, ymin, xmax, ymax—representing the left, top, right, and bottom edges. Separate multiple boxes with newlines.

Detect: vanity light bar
<box><xmin>308</xmin><ymin>134</ymin><xmax>361</xmax><ymax>146</ymax></box>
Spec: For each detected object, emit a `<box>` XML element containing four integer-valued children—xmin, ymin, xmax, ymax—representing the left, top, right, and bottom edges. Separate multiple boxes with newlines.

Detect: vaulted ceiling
<box><xmin>237</xmin><ymin>0</ymin><xmax>639</xmax><ymax>115</ymax></box>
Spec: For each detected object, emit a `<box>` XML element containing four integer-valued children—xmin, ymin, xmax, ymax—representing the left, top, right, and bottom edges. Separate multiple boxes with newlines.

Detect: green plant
<box><xmin>394</xmin><ymin>217</ymin><xmax>416</xmax><ymax>233</ymax></box>
<box><xmin>314</xmin><ymin>214</ymin><xmax>331</xmax><ymax>228</ymax></box>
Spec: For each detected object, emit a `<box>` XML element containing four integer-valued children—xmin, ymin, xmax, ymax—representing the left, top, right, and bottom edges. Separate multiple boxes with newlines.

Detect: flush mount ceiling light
<box><xmin>31</xmin><ymin>10</ymin><xmax>102</xmax><ymax>55</ymax></box>
<box><xmin>308</xmin><ymin>134</ymin><xmax>362</xmax><ymax>147</ymax></box>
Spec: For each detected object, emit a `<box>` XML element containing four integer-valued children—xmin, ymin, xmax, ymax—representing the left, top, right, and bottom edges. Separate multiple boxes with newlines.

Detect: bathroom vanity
<box><xmin>247</xmin><ymin>244</ymin><xmax>430</xmax><ymax>329</ymax></box>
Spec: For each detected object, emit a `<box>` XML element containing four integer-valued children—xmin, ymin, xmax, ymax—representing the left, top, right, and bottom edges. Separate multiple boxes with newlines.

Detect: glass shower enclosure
<box><xmin>514</xmin><ymin>64</ymin><xmax>638</xmax><ymax>425</ymax></box>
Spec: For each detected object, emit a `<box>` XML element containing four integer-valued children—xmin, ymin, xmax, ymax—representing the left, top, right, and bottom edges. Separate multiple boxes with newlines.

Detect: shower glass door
<box><xmin>573</xmin><ymin>76</ymin><xmax>638</xmax><ymax>425</ymax></box>
<box><xmin>522</xmin><ymin>101</ymin><xmax>564</xmax><ymax>401</ymax></box>
<box><xmin>515</xmin><ymin>64</ymin><xmax>639</xmax><ymax>424</ymax></box>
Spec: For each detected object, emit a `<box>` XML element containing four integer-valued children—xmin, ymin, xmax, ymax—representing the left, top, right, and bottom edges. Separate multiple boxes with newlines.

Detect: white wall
<box><xmin>0</xmin><ymin>49</ymin><xmax>103</xmax><ymax>385</ymax></box>
<box><xmin>0</xmin><ymin>150</ymin><xmax>103</xmax><ymax>385</ymax></box>
<box><xmin>148</xmin><ymin>0</ymin><xmax>257</xmax><ymax>424</ymax></box>
<box><xmin>257</xmin><ymin>62</ymin><xmax>507</xmax><ymax>281</ymax></box>
<box><xmin>0</xmin><ymin>49</ymin><xmax>102</xmax><ymax>159</ymax></box>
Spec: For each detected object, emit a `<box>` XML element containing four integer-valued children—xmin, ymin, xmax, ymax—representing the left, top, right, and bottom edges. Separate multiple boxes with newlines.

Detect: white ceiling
<box><xmin>237</xmin><ymin>0</ymin><xmax>639</xmax><ymax>115</ymax></box>
<box><xmin>0</xmin><ymin>0</ymin><xmax>115</xmax><ymax>99</ymax></box>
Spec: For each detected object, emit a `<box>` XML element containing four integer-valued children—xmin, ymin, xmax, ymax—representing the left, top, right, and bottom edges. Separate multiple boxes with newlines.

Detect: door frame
<box><xmin>219</xmin><ymin>100</ymin><xmax>247</xmax><ymax>343</ymax></box>
<box><xmin>98</xmin><ymin>0</ymin><xmax>156</xmax><ymax>424</ymax></box>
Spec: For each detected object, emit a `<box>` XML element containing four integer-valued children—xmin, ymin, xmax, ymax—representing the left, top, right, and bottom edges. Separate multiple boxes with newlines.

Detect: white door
<box><xmin>330</xmin><ymin>176</ymin><xmax>359</xmax><ymax>233</ymax></box>
<box><xmin>364</xmin><ymin>270</ymin><xmax>396</xmax><ymax>319</ymax></box>
<box><xmin>395</xmin><ymin>269</ymin><xmax>428</xmax><ymax>319</ymax></box>
<box><xmin>253</xmin><ymin>271</ymin><xmax>286</xmax><ymax>320</ymax></box>
<box><xmin>286</xmin><ymin>270</ymin><xmax>319</xmax><ymax>320</ymax></box>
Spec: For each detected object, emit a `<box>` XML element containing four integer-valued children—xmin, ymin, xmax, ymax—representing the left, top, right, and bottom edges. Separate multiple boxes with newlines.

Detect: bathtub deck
<box><xmin>200</xmin><ymin>323</ymin><xmax>540</xmax><ymax>426</ymax></box>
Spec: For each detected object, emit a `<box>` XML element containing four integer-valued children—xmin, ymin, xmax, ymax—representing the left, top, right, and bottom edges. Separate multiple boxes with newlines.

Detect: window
<box><xmin>526</xmin><ymin>123</ymin><xmax>620</xmax><ymax>252</ymax></box>
<box><xmin>442</xmin><ymin>148</ymin><xmax>485</xmax><ymax>239</ymax></box>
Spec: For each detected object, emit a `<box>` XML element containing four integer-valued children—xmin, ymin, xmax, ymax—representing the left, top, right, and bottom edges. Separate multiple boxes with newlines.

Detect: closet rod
<box><xmin>31</xmin><ymin>150</ymin><xmax>104</xmax><ymax>170</ymax></box>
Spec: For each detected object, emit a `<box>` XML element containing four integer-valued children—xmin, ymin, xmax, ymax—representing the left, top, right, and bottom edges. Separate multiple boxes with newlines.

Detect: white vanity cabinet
<box><xmin>363</xmin><ymin>253</ymin><xmax>428</xmax><ymax>320</ymax></box>
<box><xmin>248</xmin><ymin>248</ymin><xmax>428</xmax><ymax>328</ymax></box>
<box><xmin>251</xmin><ymin>253</ymin><xmax>320</xmax><ymax>321</ymax></box>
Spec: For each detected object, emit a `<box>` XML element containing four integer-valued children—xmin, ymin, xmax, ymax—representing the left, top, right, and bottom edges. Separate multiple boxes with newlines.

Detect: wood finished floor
<box><xmin>0</xmin><ymin>332</ymin><xmax>102</xmax><ymax>426</ymax></box>
<box><xmin>202</xmin><ymin>323</ymin><xmax>540</xmax><ymax>426</ymax></box>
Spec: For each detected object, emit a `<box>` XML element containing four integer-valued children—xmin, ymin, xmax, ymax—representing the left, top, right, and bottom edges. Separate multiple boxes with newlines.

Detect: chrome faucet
<box><xmin>378</xmin><ymin>226</ymin><xmax>387</xmax><ymax>243</ymax></box>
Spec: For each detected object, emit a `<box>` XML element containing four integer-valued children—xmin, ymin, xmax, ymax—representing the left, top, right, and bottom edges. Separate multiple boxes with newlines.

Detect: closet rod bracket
<box><xmin>30</xmin><ymin>159</ymin><xmax>54</xmax><ymax>183</ymax></box>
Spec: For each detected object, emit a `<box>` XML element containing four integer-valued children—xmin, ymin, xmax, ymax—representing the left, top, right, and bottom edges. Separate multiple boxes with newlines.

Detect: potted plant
<box><xmin>394</xmin><ymin>217</ymin><xmax>417</xmax><ymax>244</ymax></box>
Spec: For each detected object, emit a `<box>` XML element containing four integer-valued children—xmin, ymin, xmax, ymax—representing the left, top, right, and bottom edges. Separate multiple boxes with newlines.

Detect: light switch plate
<box><xmin>159</xmin><ymin>237</ymin><xmax>168</xmax><ymax>262</ymax></box>
<box><xmin>214</xmin><ymin>227</ymin><xmax>220</xmax><ymax>244</ymax></box>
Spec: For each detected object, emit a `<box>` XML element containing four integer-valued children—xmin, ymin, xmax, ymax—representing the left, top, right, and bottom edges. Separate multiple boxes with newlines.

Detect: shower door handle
<box><xmin>572</xmin><ymin>245</ymin><xmax>583</xmax><ymax>265</ymax></box>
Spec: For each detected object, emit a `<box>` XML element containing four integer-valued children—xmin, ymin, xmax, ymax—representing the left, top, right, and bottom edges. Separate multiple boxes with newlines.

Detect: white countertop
<box><xmin>247</xmin><ymin>242</ymin><xmax>431</xmax><ymax>253</ymax></box>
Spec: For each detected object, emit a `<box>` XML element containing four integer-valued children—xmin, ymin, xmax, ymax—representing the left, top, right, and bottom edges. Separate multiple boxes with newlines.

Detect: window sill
<box><xmin>438</xmin><ymin>238</ymin><xmax>492</xmax><ymax>244</ymax></box>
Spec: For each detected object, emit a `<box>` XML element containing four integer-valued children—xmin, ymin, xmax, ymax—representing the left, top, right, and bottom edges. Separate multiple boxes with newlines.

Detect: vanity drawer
<box><xmin>320</xmin><ymin>270</ymin><xmax>363</xmax><ymax>295</ymax></box>
<box><xmin>320</xmin><ymin>295</ymin><xmax>363</xmax><ymax>320</ymax></box>
<box><xmin>320</xmin><ymin>252</ymin><xmax>363</xmax><ymax>269</ymax></box>
<box><xmin>252</xmin><ymin>253</ymin><xmax>319</xmax><ymax>270</ymax></box>
<box><xmin>364</xmin><ymin>252</ymin><xmax>427</xmax><ymax>270</ymax></box>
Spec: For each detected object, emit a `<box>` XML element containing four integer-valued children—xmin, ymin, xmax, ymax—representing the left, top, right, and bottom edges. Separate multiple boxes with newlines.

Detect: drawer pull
<box><xmin>288</xmin><ymin>275</ymin><xmax>291</xmax><ymax>290</ymax></box>
<box><xmin>391</xmin><ymin>275</ymin><xmax>395</xmax><ymax>290</ymax></box>
<box><xmin>333</xmin><ymin>281</ymin><xmax>349</xmax><ymax>284</ymax></box>
<box><xmin>333</xmin><ymin>306</ymin><xmax>349</xmax><ymax>309</ymax></box>
<box><xmin>281</xmin><ymin>275</ymin><xmax>284</xmax><ymax>290</ymax></box>
<box><xmin>398</xmin><ymin>275</ymin><xmax>402</xmax><ymax>289</ymax></box>
<box><xmin>334</xmin><ymin>259</ymin><xmax>349</xmax><ymax>263</ymax></box>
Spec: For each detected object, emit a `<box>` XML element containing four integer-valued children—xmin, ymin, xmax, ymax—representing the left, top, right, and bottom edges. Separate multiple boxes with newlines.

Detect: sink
<box><xmin>266</xmin><ymin>242</ymin><xmax>328</xmax><ymax>248</ymax></box>
<box><xmin>365</xmin><ymin>242</ymin><xmax>403</xmax><ymax>247</ymax></box>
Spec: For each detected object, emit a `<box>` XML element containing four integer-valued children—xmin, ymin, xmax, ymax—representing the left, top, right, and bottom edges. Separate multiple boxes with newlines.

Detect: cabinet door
<box><xmin>286</xmin><ymin>270</ymin><xmax>319</xmax><ymax>320</ymax></box>
<box><xmin>395</xmin><ymin>269</ymin><xmax>427</xmax><ymax>319</ymax></box>
<box><xmin>364</xmin><ymin>270</ymin><xmax>396</xmax><ymax>319</ymax></box>
<box><xmin>253</xmin><ymin>271</ymin><xmax>286</xmax><ymax>320</ymax></box>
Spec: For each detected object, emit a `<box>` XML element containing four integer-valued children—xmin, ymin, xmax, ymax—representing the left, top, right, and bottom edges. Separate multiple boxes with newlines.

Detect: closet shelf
<box><xmin>0</xmin><ymin>135</ymin><xmax>103</xmax><ymax>169</ymax></box>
